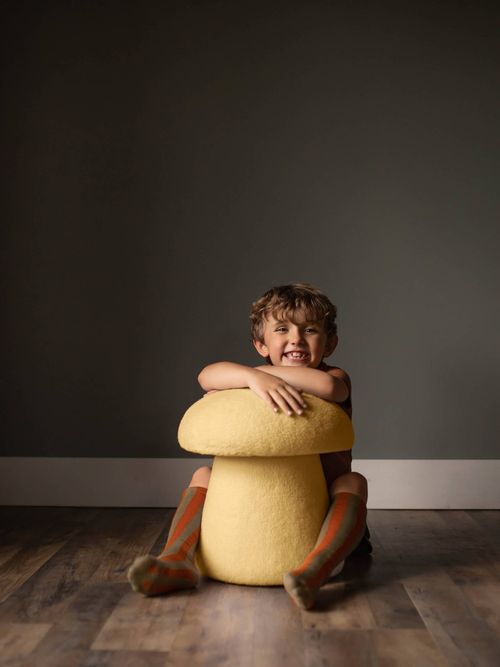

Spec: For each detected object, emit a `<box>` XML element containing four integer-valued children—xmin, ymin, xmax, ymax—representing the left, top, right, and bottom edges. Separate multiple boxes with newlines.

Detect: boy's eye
<box><xmin>305</xmin><ymin>328</ymin><xmax>317</xmax><ymax>333</ymax></box>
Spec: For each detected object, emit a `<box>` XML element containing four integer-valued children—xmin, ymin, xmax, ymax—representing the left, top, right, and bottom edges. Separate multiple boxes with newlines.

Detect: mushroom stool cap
<box><xmin>178</xmin><ymin>388</ymin><xmax>354</xmax><ymax>456</ymax></box>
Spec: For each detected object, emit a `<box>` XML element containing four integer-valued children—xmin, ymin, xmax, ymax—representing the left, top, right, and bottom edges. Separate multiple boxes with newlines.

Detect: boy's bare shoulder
<box><xmin>321</xmin><ymin>364</ymin><xmax>352</xmax><ymax>414</ymax></box>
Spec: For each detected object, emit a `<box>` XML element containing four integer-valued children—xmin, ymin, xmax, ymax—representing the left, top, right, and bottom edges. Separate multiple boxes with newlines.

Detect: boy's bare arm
<box><xmin>255</xmin><ymin>365</ymin><xmax>349</xmax><ymax>403</ymax></box>
<box><xmin>198</xmin><ymin>362</ymin><xmax>305</xmax><ymax>415</ymax></box>
<box><xmin>198</xmin><ymin>362</ymin><xmax>255</xmax><ymax>391</ymax></box>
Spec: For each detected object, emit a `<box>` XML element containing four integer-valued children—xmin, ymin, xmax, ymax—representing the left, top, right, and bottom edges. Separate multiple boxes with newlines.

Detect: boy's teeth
<box><xmin>287</xmin><ymin>352</ymin><xmax>307</xmax><ymax>358</ymax></box>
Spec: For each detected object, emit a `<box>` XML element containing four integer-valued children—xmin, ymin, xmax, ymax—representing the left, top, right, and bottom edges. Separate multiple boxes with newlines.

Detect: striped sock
<box><xmin>127</xmin><ymin>486</ymin><xmax>207</xmax><ymax>596</ymax></box>
<box><xmin>283</xmin><ymin>492</ymin><xmax>367</xmax><ymax>610</ymax></box>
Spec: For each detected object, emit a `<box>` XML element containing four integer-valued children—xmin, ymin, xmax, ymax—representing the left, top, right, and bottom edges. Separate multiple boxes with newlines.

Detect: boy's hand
<box><xmin>247</xmin><ymin>369</ymin><xmax>306</xmax><ymax>416</ymax></box>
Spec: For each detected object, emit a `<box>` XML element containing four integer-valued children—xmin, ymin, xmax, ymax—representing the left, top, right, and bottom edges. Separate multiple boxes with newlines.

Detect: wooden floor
<box><xmin>0</xmin><ymin>508</ymin><xmax>499</xmax><ymax>667</ymax></box>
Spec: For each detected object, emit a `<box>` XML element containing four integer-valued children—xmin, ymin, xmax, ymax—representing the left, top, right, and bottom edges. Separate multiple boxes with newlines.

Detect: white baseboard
<box><xmin>0</xmin><ymin>458</ymin><xmax>499</xmax><ymax>509</ymax></box>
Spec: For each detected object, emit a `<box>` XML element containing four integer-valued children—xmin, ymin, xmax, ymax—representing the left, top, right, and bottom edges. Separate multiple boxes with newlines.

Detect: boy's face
<box><xmin>253</xmin><ymin>311</ymin><xmax>337</xmax><ymax>368</ymax></box>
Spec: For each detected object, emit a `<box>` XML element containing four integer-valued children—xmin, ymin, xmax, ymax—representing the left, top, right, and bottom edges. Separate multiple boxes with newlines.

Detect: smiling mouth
<box><xmin>284</xmin><ymin>352</ymin><xmax>309</xmax><ymax>360</ymax></box>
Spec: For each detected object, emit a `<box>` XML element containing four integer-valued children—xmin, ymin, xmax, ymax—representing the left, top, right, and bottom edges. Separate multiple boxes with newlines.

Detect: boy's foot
<box><xmin>283</xmin><ymin>561</ymin><xmax>344</xmax><ymax>609</ymax></box>
<box><xmin>283</xmin><ymin>571</ymin><xmax>317</xmax><ymax>610</ymax></box>
<box><xmin>127</xmin><ymin>554</ymin><xmax>200</xmax><ymax>596</ymax></box>
<box><xmin>283</xmin><ymin>560</ymin><xmax>344</xmax><ymax>610</ymax></box>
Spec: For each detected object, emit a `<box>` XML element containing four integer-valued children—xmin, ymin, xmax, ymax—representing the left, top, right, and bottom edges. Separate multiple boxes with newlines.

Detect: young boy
<box><xmin>128</xmin><ymin>283</ymin><xmax>370</xmax><ymax>609</ymax></box>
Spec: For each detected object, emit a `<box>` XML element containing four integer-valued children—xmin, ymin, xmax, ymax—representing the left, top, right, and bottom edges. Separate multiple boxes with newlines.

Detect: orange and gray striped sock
<box><xmin>127</xmin><ymin>486</ymin><xmax>207</xmax><ymax>596</ymax></box>
<box><xmin>283</xmin><ymin>492</ymin><xmax>367</xmax><ymax>610</ymax></box>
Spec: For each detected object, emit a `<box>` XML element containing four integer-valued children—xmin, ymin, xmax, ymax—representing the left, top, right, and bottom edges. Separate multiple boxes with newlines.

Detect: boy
<box><xmin>128</xmin><ymin>283</ymin><xmax>370</xmax><ymax>610</ymax></box>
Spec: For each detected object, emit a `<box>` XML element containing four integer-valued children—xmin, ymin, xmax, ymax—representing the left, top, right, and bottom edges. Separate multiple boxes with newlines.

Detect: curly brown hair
<box><xmin>250</xmin><ymin>283</ymin><xmax>338</xmax><ymax>343</ymax></box>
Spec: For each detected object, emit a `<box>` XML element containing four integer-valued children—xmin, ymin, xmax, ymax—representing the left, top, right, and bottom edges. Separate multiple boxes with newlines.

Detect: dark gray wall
<box><xmin>2</xmin><ymin>1</ymin><xmax>499</xmax><ymax>459</ymax></box>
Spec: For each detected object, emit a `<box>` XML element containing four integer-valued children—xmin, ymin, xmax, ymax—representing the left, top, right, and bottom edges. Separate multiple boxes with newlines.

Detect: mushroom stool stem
<box><xmin>194</xmin><ymin>454</ymin><xmax>330</xmax><ymax>585</ymax></box>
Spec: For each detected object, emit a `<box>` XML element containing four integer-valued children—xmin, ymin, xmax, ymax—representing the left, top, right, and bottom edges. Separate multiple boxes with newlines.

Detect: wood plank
<box><xmin>82</xmin><ymin>650</ymin><xmax>168</xmax><ymax>666</ymax></box>
<box><xmin>90</xmin><ymin>509</ymin><xmax>168</xmax><ymax>583</ymax></box>
<box><xmin>241</xmin><ymin>586</ymin><xmax>304</xmax><ymax>667</ymax></box>
<box><xmin>446</xmin><ymin>555</ymin><xmax>500</xmax><ymax>587</ymax></box>
<box><xmin>0</xmin><ymin>622</ymin><xmax>52</xmax><ymax>661</ymax></box>
<box><xmin>0</xmin><ymin>540</ymin><xmax>69</xmax><ymax>606</ymax></box>
<box><xmin>466</xmin><ymin>511</ymin><xmax>500</xmax><ymax>546</ymax></box>
<box><xmin>0</xmin><ymin>507</ymin><xmax>69</xmax><ymax>532</ymax></box>
<box><xmin>215</xmin><ymin>584</ymin><xmax>259</xmax><ymax>667</ymax></box>
<box><xmin>465</xmin><ymin>511</ymin><xmax>500</xmax><ymax>580</ymax></box>
<box><xmin>364</xmin><ymin>573</ymin><xmax>427</xmax><ymax>629</ymax></box>
<box><xmin>0</xmin><ymin>545</ymin><xmax>22</xmax><ymax>569</ymax></box>
<box><xmin>403</xmin><ymin>568</ymin><xmax>500</xmax><ymax>666</ymax></box>
<box><xmin>303</xmin><ymin>628</ymin><xmax>373</xmax><ymax>666</ymax></box>
<box><xmin>368</xmin><ymin>510</ymin><xmax>494</xmax><ymax>578</ymax></box>
<box><xmin>435</xmin><ymin>511</ymin><xmax>496</xmax><ymax>548</ymax></box>
<box><xmin>447</xmin><ymin>557</ymin><xmax>500</xmax><ymax>637</ymax></box>
<box><xmin>0</xmin><ymin>510</ymin><xmax>108</xmax><ymax>622</ymax></box>
<box><xmin>91</xmin><ymin>589</ymin><xmax>192</xmax><ymax>653</ymax></box>
<box><xmin>370</xmin><ymin>629</ymin><xmax>448</xmax><ymax>666</ymax></box>
<box><xmin>24</xmin><ymin>582</ymin><xmax>129</xmax><ymax>667</ymax></box>
<box><xmin>0</xmin><ymin>508</ymin><xmax>97</xmax><ymax>605</ymax></box>
<box><xmin>167</xmin><ymin>579</ymin><xmax>253</xmax><ymax>667</ymax></box>
<box><xmin>368</xmin><ymin>511</ymin><xmax>454</xmax><ymax>563</ymax></box>
<box><xmin>0</xmin><ymin>509</ymin><xmax>162</xmax><ymax>623</ymax></box>
<box><xmin>215</xmin><ymin>582</ymin><xmax>305</xmax><ymax>667</ymax></box>
<box><xmin>460</xmin><ymin>581</ymin><xmax>500</xmax><ymax>638</ymax></box>
<box><xmin>368</xmin><ymin>510</ymin><xmax>446</xmax><ymax>545</ymax></box>
<box><xmin>0</xmin><ymin>508</ymin><xmax>98</xmax><ymax>543</ymax></box>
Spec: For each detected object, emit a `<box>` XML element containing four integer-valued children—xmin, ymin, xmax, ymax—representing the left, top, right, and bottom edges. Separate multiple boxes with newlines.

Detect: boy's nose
<box><xmin>289</xmin><ymin>329</ymin><xmax>304</xmax><ymax>344</ymax></box>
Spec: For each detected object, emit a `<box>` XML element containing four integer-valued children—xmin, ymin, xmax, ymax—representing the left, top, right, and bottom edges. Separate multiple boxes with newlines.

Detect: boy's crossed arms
<box><xmin>199</xmin><ymin>361</ymin><xmax>350</xmax><ymax>415</ymax></box>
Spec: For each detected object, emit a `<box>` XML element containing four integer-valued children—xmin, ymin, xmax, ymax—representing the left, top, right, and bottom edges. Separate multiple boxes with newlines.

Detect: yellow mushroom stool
<box><xmin>177</xmin><ymin>388</ymin><xmax>354</xmax><ymax>585</ymax></box>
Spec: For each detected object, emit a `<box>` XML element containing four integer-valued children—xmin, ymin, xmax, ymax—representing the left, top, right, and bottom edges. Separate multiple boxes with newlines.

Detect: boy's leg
<box><xmin>127</xmin><ymin>466</ymin><xmax>211</xmax><ymax>596</ymax></box>
<box><xmin>283</xmin><ymin>472</ymin><xmax>368</xmax><ymax>610</ymax></box>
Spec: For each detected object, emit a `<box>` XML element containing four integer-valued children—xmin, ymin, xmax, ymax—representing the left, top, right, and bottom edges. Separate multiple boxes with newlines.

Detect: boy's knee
<box><xmin>331</xmin><ymin>471</ymin><xmax>368</xmax><ymax>503</ymax></box>
<box><xmin>189</xmin><ymin>466</ymin><xmax>212</xmax><ymax>488</ymax></box>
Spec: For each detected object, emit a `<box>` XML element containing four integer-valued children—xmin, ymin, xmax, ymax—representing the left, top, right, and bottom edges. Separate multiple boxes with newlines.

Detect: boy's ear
<box><xmin>253</xmin><ymin>339</ymin><xmax>269</xmax><ymax>359</ymax></box>
<box><xmin>323</xmin><ymin>335</ymin><xmax>338</xmax><ymax>358</ymax></box>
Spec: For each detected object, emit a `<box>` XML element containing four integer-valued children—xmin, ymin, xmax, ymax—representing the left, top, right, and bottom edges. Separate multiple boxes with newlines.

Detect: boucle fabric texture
<box><xmin>177</xmin><ymin>389</ymin><xmax>355</xmax><ymax>585</ymax></box>
<box><xmin>178</xmin><ymin>388</ymin><xmax>354</xmax><ymax>456</ymax></box>
<box><xmin>194</xmin><ymin>455</ymin><xmax>330</xmax><ymax>585</ymax></box>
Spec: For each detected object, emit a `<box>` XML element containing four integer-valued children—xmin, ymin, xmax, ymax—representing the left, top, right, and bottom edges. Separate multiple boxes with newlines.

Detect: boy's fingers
<box><xmin>261</xmin><ymin>393</ymin><xmax>279</xmax><ymax>412</ymax></box>
<box><xmin>283</xmin><ymin>385</ymin><xmax>306</xmax><ymax>414</ymax></box>
<box><xmin>289</xmin><ymin>386</ymin><xmax>307</xmax><ymax>408</ymax></box>
<box><xmin>257</xmin><ymin>384</ymin><xmax>305</xmax><ymax>415</ymax></box>
<box><xmin>261</xmin><ymin>391</ymin><xmax>284</xmax><ymax>414</ymax></box>
<box><xmin>276</xmin><ymin>387</ymin><xmax>304</xmax><ymax>415</ymax></box>
<box><xmin>270</xmin><ymin>390</ymin><xmax>293</xmax><ymax>415</ymax></box>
